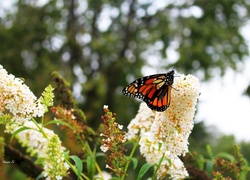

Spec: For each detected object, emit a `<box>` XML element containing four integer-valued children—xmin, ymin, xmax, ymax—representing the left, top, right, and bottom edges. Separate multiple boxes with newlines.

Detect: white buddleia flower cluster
<box><xmin>0</xmin><ymin>65</ymin><xmax>69</xmax><ymax>179</ymax></box>
<box><xmin>127</xmin><ymin>74</ymin><xmax>200</xmax><ymax>179</ymax></box>
<box><xmin>0</xmin><ymin>65</ymin><xmax>45</xmax><ymax>126</ymax></box>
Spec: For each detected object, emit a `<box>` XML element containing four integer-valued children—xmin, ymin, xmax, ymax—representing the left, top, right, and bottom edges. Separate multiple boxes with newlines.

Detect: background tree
<box><xmin>1</xmin><ymin>0</ymin><xmax>249</xmax><ymax>125</ymax></box>
<box><xmin>1</xmin><ymin>0</ymin><xmax>250</xmax><ymax>179</ymax></box>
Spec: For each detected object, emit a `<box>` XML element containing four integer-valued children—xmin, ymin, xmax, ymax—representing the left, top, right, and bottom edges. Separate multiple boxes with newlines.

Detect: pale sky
<box><xmin>197</xmin><ymin>60</ymin><xmax>250</xmax><ymax>141</ymax></box>
<box><xmin>196</xmin><ymin>21</ymin><xmax>250</xmax><ymax>142</ymax></box>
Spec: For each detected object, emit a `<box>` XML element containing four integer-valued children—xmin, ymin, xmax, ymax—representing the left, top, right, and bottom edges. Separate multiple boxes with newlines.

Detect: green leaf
<box><xmin>36</xmin><ymin>174</ymin><xmax>44</xmax><ymax>179</ymax></box>
<box><xmin>137</xmin><ymin>163</ymin><xmax>153</xmax><ymax>180</ymax></box>
<box><xmin>205</xmin><ymin>160</ymin><xmax>213</xmax><ymax>176</ymax></box>
<box><xmin>44</xmin><ymin>120</ymin><xmax>73</xmax><ymax>129</ymax></box>
<box><xmin>95</xmin><ymin>152</ymin><xmax>106</xmax><ymax>158</ymax></box>
<box><xmin>131</xmin><ymin>157</ymin><xmax>138</xmax><ymax>170</ymax></box>
<box><xmin>10</xmin><ymin>126</ymin><xmax>32</xmax><ymax>142</ymax></box>
<box><xmin>70</xmin><ymin>155</ymin><xmax>83</xmax><ymax>180</ymax></box>
<box><xmin>215</xmin><ymin>152</ymin><xmax>235</xmax><ymax>161</ymax></box>
<box><xmin>87</xmin><ymin>156</ymin><xmax>95</xmax><ymax>179</ymax></box>
<box><xmin>206</xmin><ymin>144</ymin><xmax>213</xmax><ymax>159</ymax></box>
<box><xmin>196</xmin><ymin>155</ymin><xmax>206</xmax><ymax>170</ymax></box>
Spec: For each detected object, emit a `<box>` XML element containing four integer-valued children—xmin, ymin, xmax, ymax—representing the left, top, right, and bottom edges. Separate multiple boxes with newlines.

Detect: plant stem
<box><xmin>152</xmin><ymin>152</ymin><xmax>165</xmax><ymax>180</ymax></box>
<box><xmin>121</xmin><ymin>138</ymin><xmax>140</xmax><ymax>180</ymax></box>
<box><xmin>66</xmin><ymin>159</ymin><xmax>87</xmax><ymax>180</ymax></box>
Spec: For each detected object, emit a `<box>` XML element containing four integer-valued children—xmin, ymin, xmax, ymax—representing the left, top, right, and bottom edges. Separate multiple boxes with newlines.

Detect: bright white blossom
<box><xmin>127</xmin><ymin>74</ymin><xmax>200</xmax><ymax>179</ymax></box>
<box><xmin>5</xmin><ymin>121</ymin><xmax>69</xmax><ymax>179</ymax></box>
<box><xmin>103</xmin><ymin>105</ymin><xmax>109</xmax><ymax>109</ymax></box>
<box><xmin>0</xmin><ymin>65</ymin><xmax>68</xmax><ymax>179</ymax></box>
<box><xmin>126</xmin><ymin>102</ymin><xmax>156</xmax><ymax>140</ymax></box>
<box><xmin>0</xmin><ymin>65</ymin><xmax>45</xmax><ymax>125</ymax></box>
<box><xmin>118</xmin><ymin>124</ymin><xmax>123</xmax><ymax>130</ymax></box>
<box><xmin>6</xmin><ymin>121</ymin><xmax>56</xmax><ymax>156</ymax></box>
<box><xmin>100</xmin><ymin>144</ymin><xmax>109</xmax><ymax>152</ymax></box>
<box><xmin>94</xmin><ymin>171</ymin><xmax>112</xmax><ymax>180</ymax></box>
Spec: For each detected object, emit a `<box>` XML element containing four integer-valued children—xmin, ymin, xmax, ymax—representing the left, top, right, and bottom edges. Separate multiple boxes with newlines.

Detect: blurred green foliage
<box><xmin>1</xmin><ymin>0</ymin><xmax>250</xmax><ymax>179</ymax></box>
<box><xmin>1</xmin><ymin>0</ymin><xmax>249</xmax><ymax>125</ymax></box>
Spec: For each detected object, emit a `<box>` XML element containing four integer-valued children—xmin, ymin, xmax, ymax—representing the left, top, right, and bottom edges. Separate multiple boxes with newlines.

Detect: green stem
<box><xmin>152</xmin><ymin>152</ymin><xmax>165</xmax><ymax>180</ymax></box>
<box><xmin>31</xmin><ymin>118</ymin><xmax>48</xmax><ymax>139</ymax></box>
<box><xmin>41</xmin><ymin>115</ymin><xmax>44</xmax><ymax>126</ymax></box>
<box><xmin>95</xmin><ymin>161</ymin><xmax>104</xmax><ymax>179</ymax></box>
<box><xmin>121</xmin><ymin>138</ymin><xmax>140</xmax><ymax>180</ymax></box>
<box><xmin>66</xmin><ymin>159</ymin><xmax>88</xmax><ymax>180</ymax></box>
<box><xmin>78</xmin><ymin>136</ymin><xmax>104</xmax><ymax>179</ymax></box>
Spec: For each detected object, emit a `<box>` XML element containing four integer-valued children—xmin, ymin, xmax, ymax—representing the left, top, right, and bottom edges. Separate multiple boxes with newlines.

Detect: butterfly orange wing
<box><xmin>122</xmin><ymin>69</ymin><xmax>175</xmax><ymax>112</ymax></box>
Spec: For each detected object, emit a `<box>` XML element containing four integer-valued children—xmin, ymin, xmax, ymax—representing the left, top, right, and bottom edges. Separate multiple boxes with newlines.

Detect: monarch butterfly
<box><xmin>122</xmin><ymin>69</ymin><xmax>175</xmax><ymax>112</ymax></box>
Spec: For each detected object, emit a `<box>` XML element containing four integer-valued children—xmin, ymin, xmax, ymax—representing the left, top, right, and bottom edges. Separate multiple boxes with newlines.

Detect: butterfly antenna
<box><xmin>171</xmin><ymin>85</ymin><xmax>179</xmax><ymax>91</ymax></box>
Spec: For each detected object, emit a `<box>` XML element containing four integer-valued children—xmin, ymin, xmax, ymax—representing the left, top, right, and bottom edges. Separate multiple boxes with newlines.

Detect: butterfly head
<box><xmin>166</xmin><ymin>69</ymin><xmax>175</xmax><ymax>85</ymax></box>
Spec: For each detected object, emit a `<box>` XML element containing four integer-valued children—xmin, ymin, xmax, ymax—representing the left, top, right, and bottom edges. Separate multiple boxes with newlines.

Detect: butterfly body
<box><xmin>122</xmin><ymin>69</ymin><xmax>175</xmax><ymax>112</ymax></box>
